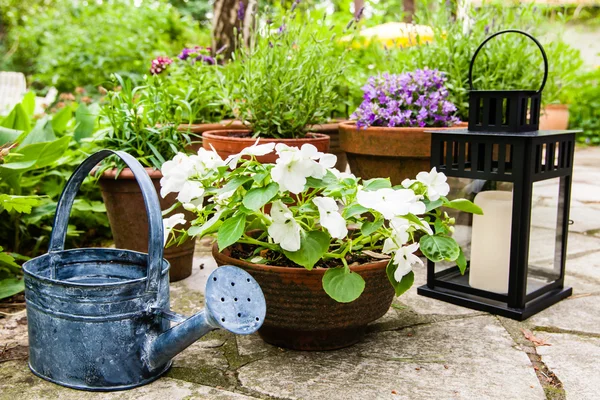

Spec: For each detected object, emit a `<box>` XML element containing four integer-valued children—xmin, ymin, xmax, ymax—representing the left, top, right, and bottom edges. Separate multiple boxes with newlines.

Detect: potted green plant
<box><xmin>340</xmin><ymin>69</ymin><xmax>463</xmax><ymax>185</ymax></box>
<box><xmin>98</xmin><ymin>74</ymin><xmax>196</xmax><ymax>281</ymax></box>
<box><xmin>160</xmin><ymin>141</ymin><xmax>481</xmax><ymax>350</ymax></box>
<box><xmin>202</xmin><ymin>11</ymin><xmax>345</xmax><ymax>162</ymax></box>
<box><xmin>161</xmin><ymin>46</ymin><xmax>245</xmax><ymax>149</ymax></box>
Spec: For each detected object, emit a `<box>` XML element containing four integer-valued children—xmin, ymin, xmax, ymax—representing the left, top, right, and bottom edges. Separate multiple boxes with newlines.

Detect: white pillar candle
<box><xmin>469</xmin><ymin>190</ymin><xmax>513</xmax><ymax>293</ymax></box>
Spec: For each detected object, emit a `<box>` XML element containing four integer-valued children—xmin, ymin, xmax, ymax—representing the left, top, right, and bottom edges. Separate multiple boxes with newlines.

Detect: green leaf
<box><xmin>0</xmin><ymin>250</ymin><xmax>21</xmax><ymax>273</ymax></box>
<box><xmin>424</xmin><ymin>198</ymin><xmax>444</xmax><ymax>212</ymax></box>
<box><xmin>1</xmin><ymin>104</ymin><xmax>31</xmax><ymax>132</ymax></box>
<box><xmin>51</xmin><ymin>106</ymin><xmax>73</xmax><ymax>134</ymax></box>
<box><xmin>217</xmin><ymin>213</ymin><xmax>246</xmax><ymax>251</ymax></box>
<box><xmin>322</xmin><ymin>266</ymin><xmax>365</xmax><ymax>303</ymax></box>
<box><xmin>21</xmin><ymin>92</ymin><xmax>36</xmax><ymax>117</ymax></box>
<box><xmin>218</xmin><ymin>176</ymin><xmax>253</xmax><ymax>195</ymax></box>
<box><xmin>18</xmin><ymin>117</ymin><xmax>55</xmax><ymax>147</ymax></box>
<box><xmin>1</xmin><ymin>136</ymin><xmax>71</xmax><ymax>171</ymax></box>
<box><xmin>386</xmin><ymin>261</ymin><xmax>415</xmax><ymax>296</ymax></box>
<box><xmin>419</xmin><ymin>235</ymin><xmax>460</xmax><ymax>262</ymax></box>
<box><xmin>283</xmin><ymin>230</ymin><xmax>330</xmax><ymax>270</ymax></box>
<box><xmin>443</xmin><ymin>198</ymin><xmax>483</xmax><ymax>215</ymax></box>
<box><xmin>0</xmin><ymin>194</ymin><xmax>42</xmax><ymax>213</ymax></box>
<box><xmin>342</xmin><ymin>203</ymin><xmax>369</xmax><ymax>218</ymax></box>
<box><xmin>242</xmin><ymin>182</ymin><xmax>279</xmax><ymax>211</ymax></box>
<box><xmin>0</xmin><ymin>278</ymin><xmax>25</xmax><ymax>300</ymax></box>
<box><xmin>363</xmin><ymin>178</ymin><xmax>391</xmax><ymax>191</ymax></box>
<box><xmin>456</xmin><ymin>247</ymin><xmax>467</xmax><ymax>274</ymax></box>
<box><xmin>361</xmin><ymin>218</ymin><xmax>383</xmax><ymax>236</ymax></box>
<box><xmin>74</xmin><ymin>103</ymin><xmax>97</xmax><ymax>142</ymax></box>
<box><xmin>188</xmin><ymin>210</ymin><xmax>223</xmax><ymax>237</ymax></box>
<box><xmin>0</xmin><ymin>127</ymin><xmax>23</xmax><ymax>146</ymax></box>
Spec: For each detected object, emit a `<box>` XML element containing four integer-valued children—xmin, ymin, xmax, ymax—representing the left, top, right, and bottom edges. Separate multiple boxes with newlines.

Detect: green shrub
<box><xmin>3</xmin><ymin>0</ymin><xmax>203</xmax><ymax>91</ymax></box>
<box><xmin>568</xmin><ymin>68</ymin><xmax>600</xmax><ymax>145</ymax></box>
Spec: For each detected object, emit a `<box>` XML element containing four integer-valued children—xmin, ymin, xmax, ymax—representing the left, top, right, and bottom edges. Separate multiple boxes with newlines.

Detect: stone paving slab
<box><xmin>536</xmin><ymin>333</ymin><xmax>600</xmax><ymax>400</ymax></box>
<box><xmin>529</xmin><ymin>293</ymin><xmax>600</xmax><ymax>335</ymax></box>
<box><xmin>0</xmin><ymin>360</ymin><xmax>258</xmax><ymax>400</ymax></box>
<box><xmin>237</xmin><ymin>316</ymin><xmax>545</xmax><ymax>400</ymax></box>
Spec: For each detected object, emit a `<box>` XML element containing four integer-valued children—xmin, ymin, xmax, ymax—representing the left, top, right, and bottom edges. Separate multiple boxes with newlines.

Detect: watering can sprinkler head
<box><xmin>146</xmin><ymin>266</ymin><xmax>266</xmax><ymax>370</ymax></box>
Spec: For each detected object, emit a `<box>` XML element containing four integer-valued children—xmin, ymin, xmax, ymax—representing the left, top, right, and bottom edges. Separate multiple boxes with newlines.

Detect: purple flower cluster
<box><xmin>352</xmin><ymin>69</ymin><xmax>459</xmax><ymax>129</ymax></box>
<box><xmin>177</xmin><ymin>46</ymin><xmax>216</xmax><ymax>65</ymax></box>
<box><xmin>149</xmin><ymin>56</ymin><xmax>173</xmax><ymax>75</ymax></box>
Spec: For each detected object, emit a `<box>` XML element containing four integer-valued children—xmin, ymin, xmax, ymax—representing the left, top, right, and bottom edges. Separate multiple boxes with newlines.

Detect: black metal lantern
<box><xmin>417</xmin><ymin>30</ymin><xmax>581</xmax><ymax>320</ymax></box>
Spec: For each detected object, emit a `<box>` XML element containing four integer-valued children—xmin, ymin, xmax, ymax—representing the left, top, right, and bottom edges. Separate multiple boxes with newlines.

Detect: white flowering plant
<box><xmin>161</xmin><ymin>141</ymin><xmax>482</xmax><ymax>303</ymax></box>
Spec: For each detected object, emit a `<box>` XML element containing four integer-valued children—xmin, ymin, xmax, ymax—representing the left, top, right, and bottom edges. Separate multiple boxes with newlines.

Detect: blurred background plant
<box><xmin>0</xmin><ymin>0</ymin><xmax>205</xmax><ymax>92</ymax></box>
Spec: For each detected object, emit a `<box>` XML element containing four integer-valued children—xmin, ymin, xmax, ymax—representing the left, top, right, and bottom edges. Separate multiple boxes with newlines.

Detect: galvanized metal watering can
<box><xmin>22</xmin><ymin>150</ymin><xmax>266</xmax><ymax>391</ymax></box>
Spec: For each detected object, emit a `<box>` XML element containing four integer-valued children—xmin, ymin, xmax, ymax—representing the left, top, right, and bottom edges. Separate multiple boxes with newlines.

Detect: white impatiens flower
<box><xmin>267</xmin><ymin>200</ymin><xmax>302</xmax><ymax>251</ymax></box>
<box><xmin>313</xmin><ymin>197</ymin><xmax>348</xmax><ymax>239</ymax></box>
<box><xmin>416</xmin><ymin>167</ymin><xmax>450</xmax><ymax>201</ymax></box>
<box><xmin>160</xmin><ymin>153</ymin><xmax>195</xmax><ymax>198</ymax></box>
<box><xmin>270</xmin><ymin>144</ymin><xmax>335</xmax><ymax>194</ymax></box>
<box><xmin>382</xmin><ymin>218</ymin><xmax>410</xmax><ymax>254</ymax></box>
<box><xmin>357</xmin><ymin>188</ymin><xmax>426</xmax><ymax>219</ymax></box>
<box><xmin>224</xmin><ymin>139</ymin><xmax>276</xmax><ymax>169</ymax></box>
<box><xmin>163</xmin><ymin>213</ymin><xmax>186</xmax><ymax>245</ymax></box>
<box><xmin>329</xmin><ymin>168</ymin><xmax>356</xmax><ymax>181</ymax></box>
<box><xmin>392</xmin><ymin>243</ymin><xmax>423</xmax><ymax>281</ymax></box>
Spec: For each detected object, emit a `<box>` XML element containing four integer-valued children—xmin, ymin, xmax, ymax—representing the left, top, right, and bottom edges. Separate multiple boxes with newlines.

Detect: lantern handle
<box><xmin>468</xmin><ymin>29</ymin><xmax>548</xmax><ymax>94</ymax></box>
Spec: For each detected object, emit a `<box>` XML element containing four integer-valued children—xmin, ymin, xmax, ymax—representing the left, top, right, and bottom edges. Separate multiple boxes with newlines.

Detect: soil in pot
<box><xmin>309</xmin><ymin>119</ymin><xmax>350</xmax><ymax>172</ymax></box>
<box><xmin>213</xmin><ymin>243</ymin><xmax>394</xmax><ymax>351</ymax></box>
<box><xmin>99</xmin><ymin>168</ymin><xmax>195</xmax><ymax>281</ymax></box>
<box><xmin>178</xmin><ymin>120</ymin><xmax>247</xmax><ymax>153</ymax></box>
<box><xmin>202</xmin><ymin>130</ymin><xmax>330</xmax><ymax>164</ymax></box>
<box><xmin>339</xmin><ymin>121</ymin><xmax>467</xmax><ymax>185</ymax></box>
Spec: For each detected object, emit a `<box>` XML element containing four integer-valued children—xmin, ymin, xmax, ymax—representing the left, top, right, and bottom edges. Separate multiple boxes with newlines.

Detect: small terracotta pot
<box><xmin>309</xmin><ymin>119</ymin><xmax>350</xmax><ymax>172</ymax></box>
<box><xmin>539</xmin><ymin>104</ymin><xmax>569</xmax><ymax>131</ymax></box>
<box><xmin>339</xmin><ymin>121</ymin><xmax>467</xmax><ymax>185</ymax></box>
<box><xmin>202</xmin><ymin>130</ymin><xmax>330</xmax><ymax>164</ymax></box>
<box><xmin>178</xmin><ymin>120</ymin><xmax>247</xmax><ymax>153</ymax></box>
<box><xmin>99</xmin><ymin>168</ymin><xmax>195</xmax><ymax>281</ymax></box>
<box><xmin>213</xmin><ymin>244</ymin><xmax>394</xmax><ymax>351</ymax></box>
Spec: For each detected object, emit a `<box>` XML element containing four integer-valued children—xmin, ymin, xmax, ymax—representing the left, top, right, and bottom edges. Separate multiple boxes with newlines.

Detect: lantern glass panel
<box><xmin>527</xmin><ymin>177</ymin><xmax>563</xmax><ymax>294</ymax></box>
<box><xmin>436</xmin><ymin>177</ymin><xmax>514</xmax><ymax>295</ymax></box>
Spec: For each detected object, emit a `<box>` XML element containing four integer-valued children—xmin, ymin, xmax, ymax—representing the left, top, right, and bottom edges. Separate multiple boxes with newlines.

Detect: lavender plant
<box><xmin>352</xmin><ymin>69</ymin><xmax>459</xmax><ymax>129</ymax></box>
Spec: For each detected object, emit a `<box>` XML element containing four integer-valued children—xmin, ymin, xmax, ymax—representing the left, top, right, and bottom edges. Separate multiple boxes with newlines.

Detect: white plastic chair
<box><xmin>0</xmin><ymin>71</ymin><xmax>27</xmax><ymax>115</ymax></box>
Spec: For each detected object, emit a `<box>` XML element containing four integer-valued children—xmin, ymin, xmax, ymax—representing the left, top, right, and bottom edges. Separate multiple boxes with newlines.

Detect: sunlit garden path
<box><xmin>2</xmin><ymin>145</ymin><xmax>599</xmax><ymax>400</ymax></box>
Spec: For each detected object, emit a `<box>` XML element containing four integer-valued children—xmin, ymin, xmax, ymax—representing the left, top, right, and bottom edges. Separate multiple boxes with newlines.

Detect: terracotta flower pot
<box><xmin>339</xmin><ymin>121</ymin><xmax>467</xmax><ymax>185</ymax></box>
<box><xmin>309</xmin><ymin>119</ymin><xmax>350</xmax><ymax>171</ymax></box>
<box><xmin>213</xmin><ymin>244</ymin><xmax>394</xmax><ymax>351</ymax></box>
<box><xmin>202</xmin><ymin>130</ymin><xmax>330</xmax><ymax>164</ymax></box>
<box><xmin>99</xmin><ymin>168</ymin><xmax>195</xmax><ymax>282</ymax></box>
<box><xmin>178</xmin><ymin>120</ymin><xmax>247</xmax><ymax>153</ymax></box>
<box><xmin>539</xmin><ymin>104</ymin><xmax>569</xmax><ymax>131</ymax></box>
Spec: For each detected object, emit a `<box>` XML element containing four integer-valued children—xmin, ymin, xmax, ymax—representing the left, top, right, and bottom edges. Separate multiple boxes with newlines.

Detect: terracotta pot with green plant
<box><xmin>98</xmin><ymin>73</ymin><xmax>196</xmax><ymax>281</ymax></box>
<box><xmin>340</xmin><ymin>69</ymin><xmax>463</xmax><ymax>185</ymax></box>
<box><xmin>160</xmin><ymin>139</ymin><xmax>481</xmax><ymax>350</ymax></box>
<box><xmin>203</xmin><ymin>11</ymin><xmax>347</xmax><ymax>162</ymax></box>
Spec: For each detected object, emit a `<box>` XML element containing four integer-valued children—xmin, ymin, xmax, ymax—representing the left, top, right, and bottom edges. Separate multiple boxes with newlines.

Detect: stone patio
<box><xmin>1</xmin><ymin>146</ymin><xmax>599</xmax><ymax>400</ymax></box>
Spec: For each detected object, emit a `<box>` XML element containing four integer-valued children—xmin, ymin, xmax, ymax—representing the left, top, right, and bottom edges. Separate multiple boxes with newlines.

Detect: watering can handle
<box><xmin>48</xmin><ymin>150</ymin><xmax>164</xmax><ymax>294</ymax></box>
<box><xmin>468</xmin><ymin>29</ymin><xmax>549</xmax><ymax>94</ymax></box>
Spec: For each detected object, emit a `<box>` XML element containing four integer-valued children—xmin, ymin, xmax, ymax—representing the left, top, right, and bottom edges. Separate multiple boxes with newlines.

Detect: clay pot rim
<box><xmin>543</xmin><ymin>104</ymin><xmax>569</xmax><ymax>110</ymax></box>
<box><xmin>213</xmin><ymin>242</ymin><xmax>390</xmax><ymax>275</ymax></box>
<box><xmin>202</xmin><ymin>130</ymin><xmax>331</xmax><ymax>143</ymax></box>
<box><xmin>339</xmin><ymin>120</ymin><xmax>467</xmax><ymax>133</ymax></box>
<box><xmin>99</xmin><ymin>167</ymin><xmax>162</xmax><ymax>180</ymax></box>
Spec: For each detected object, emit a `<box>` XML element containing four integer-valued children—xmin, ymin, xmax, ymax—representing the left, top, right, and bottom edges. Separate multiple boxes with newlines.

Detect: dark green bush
<box><xmin>2</xmin><ymin>0</ymin><xmax>203</xmax><ymax>91</ymax></box>
<box><xmin>568</xmin><ymin>68</ymin><xmax>600</xmax><ymax>145</ymax></box>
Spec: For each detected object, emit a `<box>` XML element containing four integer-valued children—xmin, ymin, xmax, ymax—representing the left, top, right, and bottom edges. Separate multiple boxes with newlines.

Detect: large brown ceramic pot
<box><xmin>309</xmin><ymin>119</ymin><xmax>350</xmax><ymax>171</ymax></box>
<box><xmin>202</xmin><ymin>130</ymin><xmax>330</xmax><ymax>164</ymax></box>
<box><xmin>213</xmin><ymin>244</ymin><xmax>394</xmax><ymax>351</ymax></box>
<box><xmin>99</xmin><ymin>168</ymin><xmax>195</xmax><ymax>281</ymax></box>
<box><xmin>178</xmin><ymin>120</ymin><xmax>246</xmax><ymax>152</ymax></box>
<box><xmin>539</xmin><ymin>104</ymin><xmax>569</xmax><ymax>130</ymax></box>
<box><xmin>339</xmin><ymin>121</ymin><xmax>466</xmax><ymax>185</ymax></box>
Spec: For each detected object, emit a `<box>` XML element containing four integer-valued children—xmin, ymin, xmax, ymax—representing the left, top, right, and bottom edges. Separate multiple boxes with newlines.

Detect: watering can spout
<box><xmin>147</xmin><ymin>266</ymin><xmax>266</xmax><ymax>370</ymax></box>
